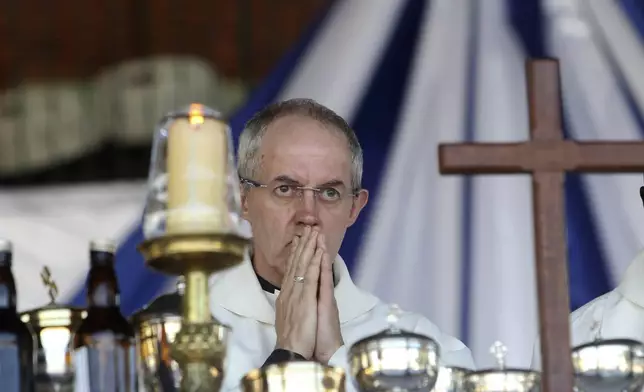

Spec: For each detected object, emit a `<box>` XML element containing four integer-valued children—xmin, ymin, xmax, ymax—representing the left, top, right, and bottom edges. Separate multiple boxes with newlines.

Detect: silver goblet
<box><xmin>130</xmin><ymin>277</ymin><xmax>185</xmax><ymax>392</ymax></box>
<box><xmin>465</xmin><ymin>341</ymin><xmax>540</xmax><ymax>392</ymax></box>
<box><xmin>348</xmin><ymin>304</ymin><xmax>440</xmax><ymax>391</ymax></box>
<box><xmin>241</xmin><ymin>361</ymin><xmax>346</xmax><ymax>392</ymax></box>
<box><xmin>572</xmin><ymin>338</ymin><xmax>644</xmax><ymax>392</ymax></box>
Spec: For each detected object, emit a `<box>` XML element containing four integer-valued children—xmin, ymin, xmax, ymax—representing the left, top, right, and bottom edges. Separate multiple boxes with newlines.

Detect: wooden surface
<box><xmin>439</xmin><ymin>141</ymin><xmax>644</xmax><ymax>173</ymax></box>
<box><xmin>439</xmin><ymin>59</ymin><xmax>644</xmax><ymax>392</ymax></box>
<box><xmin>0</xmin><ymin>0</ymin><xmax>328</xmax><ymax>89</ymax></box>
<box><xmin>526</xmin><ymin>61</ymin><xmax>572</xmax><ymax>392</ymax></box>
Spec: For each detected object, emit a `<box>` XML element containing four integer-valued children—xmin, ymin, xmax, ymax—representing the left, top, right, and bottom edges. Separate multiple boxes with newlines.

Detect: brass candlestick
<box><xmin>138</xmin><ymin>104</ymin><xmax>250</xmax><ymax>392</ymax></box>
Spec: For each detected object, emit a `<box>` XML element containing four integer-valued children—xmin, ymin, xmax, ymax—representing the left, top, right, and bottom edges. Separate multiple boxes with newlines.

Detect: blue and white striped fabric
<box><xmin>2</xmin><ymin>0</ymin><xmax>644</xmax><ymax>368</ymax></box>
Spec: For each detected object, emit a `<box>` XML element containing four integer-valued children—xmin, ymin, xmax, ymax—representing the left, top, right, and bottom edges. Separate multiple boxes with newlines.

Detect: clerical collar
<box><xmin>256</xmin><ymin>272</ymin><xmax>281</xmax><ymax>294</ymax></box>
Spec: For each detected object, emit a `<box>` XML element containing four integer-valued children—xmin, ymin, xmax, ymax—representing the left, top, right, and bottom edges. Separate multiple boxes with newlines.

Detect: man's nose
<box><xmin>295</xmin><ymin>190</ymin><xmax>319</xmax><ymax>226</ymax></box>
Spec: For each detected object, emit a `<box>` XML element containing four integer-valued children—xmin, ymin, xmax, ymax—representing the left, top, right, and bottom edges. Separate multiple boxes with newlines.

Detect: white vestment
<box><xmin>531</xmin><ymin>251</ymin><xmax>644</xmax><ymax>369</ymax></box>
<box><xmin>210</xmin><ymin>254</ymin><xmax>476</xmax><ymax>391</ymax></box>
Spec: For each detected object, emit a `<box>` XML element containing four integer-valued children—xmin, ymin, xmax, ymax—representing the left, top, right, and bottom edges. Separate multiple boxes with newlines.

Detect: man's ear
<box><xmin>347</xmin><ymin>189</ymin><xmax>369</xmax><ymax>228</ymax></box>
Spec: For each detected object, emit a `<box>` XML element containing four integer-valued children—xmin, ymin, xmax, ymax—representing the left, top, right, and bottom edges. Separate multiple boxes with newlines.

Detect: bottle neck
<box><xmin>87</xmin><ymin>251</ymin><xmax>119</xmax><ymax>309</ymax></box>
<box><xmin>0</xmin><ymin>261</ymin><xmax>17</xmax><ymax>311</ymax></box>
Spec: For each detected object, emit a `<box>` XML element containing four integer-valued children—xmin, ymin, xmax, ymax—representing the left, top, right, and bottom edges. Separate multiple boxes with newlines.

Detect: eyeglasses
<box><xmin>240</xmin><ymin>177</ymin><xmax>359</xmax><ymax>206</ymax></box>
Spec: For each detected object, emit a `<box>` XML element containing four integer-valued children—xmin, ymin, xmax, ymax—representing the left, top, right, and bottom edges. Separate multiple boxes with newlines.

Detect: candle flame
<box><xmin>188</xmin><ymin>104</ymin><xmax>205</xmax><ymax>126</ymax></box>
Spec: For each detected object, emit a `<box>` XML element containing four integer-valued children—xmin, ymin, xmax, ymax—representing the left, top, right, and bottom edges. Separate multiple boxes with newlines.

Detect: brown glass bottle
<box><xmin>0</xmin><ymin>239</ymin><xmax>35</xmax><ymax>392</ymax></box>
<box><xmin>72</xmin><ymin>239</ymin><xmax>136</xmax><ymax>392</ymax></box>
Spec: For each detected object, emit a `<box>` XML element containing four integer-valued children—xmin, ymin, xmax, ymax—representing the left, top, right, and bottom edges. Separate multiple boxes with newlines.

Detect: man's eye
<box><xmin>320</xmin><ymin>188</ymin><xmax>340</xmax><ymax>201</ymax></box>
<box><xmin>275</xmin><ymin>185</ymin><xmax>293</xmax><ymax>196</ymax></box>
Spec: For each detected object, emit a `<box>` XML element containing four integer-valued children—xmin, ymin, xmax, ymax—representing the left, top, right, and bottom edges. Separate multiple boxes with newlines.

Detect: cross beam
<box><xmin>438</xmin><ymin>59</ymin><xmax>644</xmax><ymax>392</ymax></box>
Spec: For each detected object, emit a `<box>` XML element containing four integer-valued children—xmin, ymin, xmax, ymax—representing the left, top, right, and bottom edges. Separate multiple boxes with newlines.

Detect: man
<box><xmin>209</xmin><ymin>98</ymin><xmax>476</xmax><ymax>390</ymax></box>
<box><xmin>531</xmin><ymin>186</ymin><xmax>644</xmax><ymax>369</ymax></box>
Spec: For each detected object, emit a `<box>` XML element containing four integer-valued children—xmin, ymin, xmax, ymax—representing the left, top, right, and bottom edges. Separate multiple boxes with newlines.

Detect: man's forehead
<box><xmin>261</xmin><ymin>150</ymin><xmax>351</xmax><ymax>185</ymax></box>
<box><xmin>257</xmin><ymin>116</ymin><xmax>352</xmax><ymax>184</ymax></box>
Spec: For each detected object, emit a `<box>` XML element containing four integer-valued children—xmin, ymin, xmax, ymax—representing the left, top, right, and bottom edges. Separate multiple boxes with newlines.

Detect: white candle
<box><xmin>166</xmin><ymin>104</ymin><xmax>228</xmax><ymax>234</ymax></box>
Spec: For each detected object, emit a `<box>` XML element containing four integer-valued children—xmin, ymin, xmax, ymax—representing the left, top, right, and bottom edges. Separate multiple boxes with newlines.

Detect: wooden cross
<box><xmin>438</xmin><ymin>58</ymin><xmax>644</xmax><ymax>392</ymax></box>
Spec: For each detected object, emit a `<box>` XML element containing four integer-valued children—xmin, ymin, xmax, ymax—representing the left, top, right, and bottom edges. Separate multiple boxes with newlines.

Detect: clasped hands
<box><xmin>274</xmin><ymin>226</ymin><xmax>343</xmax><ymax>364</ymax></box>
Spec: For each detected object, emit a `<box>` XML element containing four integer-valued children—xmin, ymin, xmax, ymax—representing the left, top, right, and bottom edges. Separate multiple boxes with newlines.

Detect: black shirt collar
<box><xmin>257</xmin><ymin>272</ymin><xmax>281</xmax><ymax>294</ymax></box>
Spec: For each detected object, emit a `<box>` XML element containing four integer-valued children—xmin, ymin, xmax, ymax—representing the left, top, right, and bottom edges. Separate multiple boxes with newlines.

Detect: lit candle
<box><xmin>166</xmin><ymin>104</ymin><xmax>229</xmax><ymax>234</ymax></box>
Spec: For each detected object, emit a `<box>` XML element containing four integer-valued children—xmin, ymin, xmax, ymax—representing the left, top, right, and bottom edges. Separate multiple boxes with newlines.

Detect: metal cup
<box><xmin>130</xmin><ymin>277</ymin><xmax>185</xmax><ymax>392</ymax></box>
<box><xmin>572</xmin><ymin>338</ymin><xmax>644</xmax><ymax>392</ymax></box>
<box><xmin>348</xmin><ymin>305</ymin><xmax>440</xmax><ymax>391</ymax></box>
<box><xmin>20</xmin><ymin>267</ymin><xmax>86</xmax><ymax>392</ymax></box>
<box><xmin>432</xmin><ymin>366</ymin><xmax>472</xmax><ymax>392</ymax></box>
<box><xmin>241</xmin><ymin>361</ymin><xmax>346</xmax><ymax>392</ymax></box>
<box><xmin>465</xmin><ymin>342</ymin><xmax>540</xmax><ymax>392</ymax></box>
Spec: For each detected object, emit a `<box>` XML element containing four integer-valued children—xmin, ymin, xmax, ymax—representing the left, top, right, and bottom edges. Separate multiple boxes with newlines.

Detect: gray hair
<box><xmin>237</xmin><ymin>98</ymin><xmax>363</xmax><ymax>189</ymax></box>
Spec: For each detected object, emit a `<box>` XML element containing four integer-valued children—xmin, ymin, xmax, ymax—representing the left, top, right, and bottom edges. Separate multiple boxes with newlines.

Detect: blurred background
<box><xmin>1</xmin><ymin>0</ymin><xmax>644</xmax><ymax>368</ymax></box>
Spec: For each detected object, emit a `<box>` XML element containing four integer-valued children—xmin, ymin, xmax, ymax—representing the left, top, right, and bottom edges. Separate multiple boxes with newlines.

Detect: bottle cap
<box><xmin>89</xmin><ymin>239</ymin><xmax>117</xmax><ymax>254</ymax></box>
<box><xmin>0</xmin><ymin>238</ymin><xmax>12</xmax><ymax>253</ymax></box>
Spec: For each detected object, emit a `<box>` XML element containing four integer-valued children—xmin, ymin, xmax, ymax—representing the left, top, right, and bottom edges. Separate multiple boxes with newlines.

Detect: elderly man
<box><xmin>210</xmin><ymin>98</ymin><xmax>475</xmax><ymax>390</ymax></box>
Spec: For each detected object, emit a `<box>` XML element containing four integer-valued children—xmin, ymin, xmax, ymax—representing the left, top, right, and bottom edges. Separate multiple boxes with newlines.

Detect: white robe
<box><xmin>531</xmin><ymin>251</ymin><xmax>644</xmax><ymax>369</ymax></box>
<box><xmin>210</xmin><ymin>254</ymin><xmax>476</xmax><ymax>391</ymax></box>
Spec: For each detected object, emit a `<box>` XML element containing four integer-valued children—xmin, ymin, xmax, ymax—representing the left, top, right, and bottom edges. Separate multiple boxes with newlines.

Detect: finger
<box><xmin>282</xmin><ymin>237</ymin><xmax>300</xmax><ymax>287</ymax></box>
<box><xmin>316</xmin><ymin>234</ymin><xmax>328</xmax><ymax>292</ymax></box>
<box><xmin>287</xmin><ymin>227</ymin><xmax>310</xmax><ymax>281</ymax></box>
<box><xmin>317</xmin><ymin>233</ymin><xmax>326</xmax><ymax>252</ymax></box>
<box><xmin>285</xmin><ymin>236</ymin><xmax>300</xmax><ymax>273</ymax></box>
<box><xmin>293</xmin><ymin>225</ymin><xmax>312</xmax><ymax>262</ymax></box>
<box><xmin>319</xmin><ymin>252</ymin><xmax>334</xmax><ymax>304</ymax></box>
<box><xmin>294</xmin><ymin>229</ymin><xmax>319</xmax><ymax>279</ymax></box>
<box><xmin>304</xmin><ymin>248</ymin><xmax>324</xmax><ymax>298</ymax></box>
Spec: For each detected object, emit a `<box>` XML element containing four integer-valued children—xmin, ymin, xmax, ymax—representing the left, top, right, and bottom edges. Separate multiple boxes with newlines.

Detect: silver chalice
<box><xmin>572</xmin><ymin>338</ymin><xmax>644</xmax><ymax>392</ymax></box>
<box><xmin>466</xmin><ymin>342</ymin><xmax>540</xmax><ymax>392</ymax></box>
<box><xmin>348</xmin><ymin>304</ymin><xmax>440</xmax><ymax>391</ymax></box>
